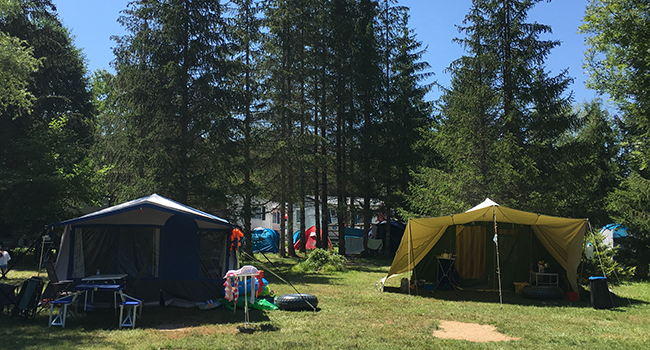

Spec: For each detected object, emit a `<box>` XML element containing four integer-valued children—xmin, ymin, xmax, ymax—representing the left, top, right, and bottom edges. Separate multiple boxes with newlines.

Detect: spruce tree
<box><xmin>110</xmin><ymin>0</ymin><xmax>237</xmax><ymax>208</ymax></box>
<box><xmin>413</xmin><ymin>0</ymin><xmax>575</xmax><ymax>215</ymax></box>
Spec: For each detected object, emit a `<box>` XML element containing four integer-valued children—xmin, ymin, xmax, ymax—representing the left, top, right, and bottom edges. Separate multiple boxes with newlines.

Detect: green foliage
<box><xmin>607</xmin><ymin>172</ymin><xmax>650</xmax><ymax>278</ymax></box>
<box><xmin>581</xmin><ymin>230</ymin><xmax>635</xmax><ymax>286</ymax></box>
<box><xmin>581</xmin><ymin>0</ymin><xmax>650</xmax><ymax>134</ymax></box>
<box><xmin>1</xmin><ymin>0</ymin><xmax>99</xmax><ymax>238</ymax></box>
<box><xmin>550</xmin><ymin>100</ymin><xmax>621</xmax><ymax>225</ymax></box>
<box><xmin>405</xmin><ymin>0</ymin><xmax>578</xmax><ymax>217</ymax></box>
<box><xmin>0</xmin><ymin>31</ymin><xmax>39</xmax><ymax>114</ymax></box>
<box><xmin>105</xmin><ymin>0</ymin><xmax>239</xmax><ymax>207</ymax></box>
<box><xmin>292</xmin><ymin>248</ymin><xmax>347</xmax><ymax>273</ymax></box>
<box><xmin>581</xmin><ymin>1</ymin><xmax>650</xmax><ymax>278</ymax></box>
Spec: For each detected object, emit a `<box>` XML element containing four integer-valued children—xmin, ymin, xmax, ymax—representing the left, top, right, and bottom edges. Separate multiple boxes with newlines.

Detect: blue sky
<box><xmin>53</xmin><ymin>0</ymin><xmax>603</xmax><ymax>106</ymax></box>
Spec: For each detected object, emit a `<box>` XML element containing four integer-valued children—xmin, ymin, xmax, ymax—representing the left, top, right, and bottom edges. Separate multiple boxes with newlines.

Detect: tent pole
<box><xmin>493</xmin><ymin>207</ymin><xmax>503</xmax><ymax>309</ymax></box>
<box><xmin>37</xmin><ymin>235</ymin><xmax>46</xmax><ymax>277</ymax></box>
<box><xmin>408</xmin><ymin>222</ymin><xmax>412</xmax><ymax>300</ymax></box>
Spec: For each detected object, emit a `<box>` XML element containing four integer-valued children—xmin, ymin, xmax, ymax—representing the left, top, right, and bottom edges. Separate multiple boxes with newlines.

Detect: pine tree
<box><xmin>412</xmin><ymin>0</ymin><xmax>575</xmax><ymax>215</ymax></box>
<box><xmin>110</xmin><ymin>0</ymin><xmax>237</xmax><ymax>208</ymax></box>
<box><xmin>1</xmin><ymin>0</ymin><xmax>97</xmax><ymax>237</ymax></box>
<box><xmin>229</xmin><ymin>0</ymin><xmax>266</xmax><ymax>256</ymax></box>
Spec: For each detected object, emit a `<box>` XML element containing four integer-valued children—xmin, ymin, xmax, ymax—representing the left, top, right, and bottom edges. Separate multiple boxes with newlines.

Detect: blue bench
<box><xmin>119</xmin><ymin>292</ymin><xmax>143</xmax><ymax>328</ymax></box>
<box><xmin>49</xmin><ymin>293</ymin><xmax>79</xmax><ymax>328</ymax></box>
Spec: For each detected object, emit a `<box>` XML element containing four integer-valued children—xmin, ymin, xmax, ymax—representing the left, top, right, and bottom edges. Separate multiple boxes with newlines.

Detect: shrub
<box><xmin>292</xmin><ymin>248</ymin><xmax>347</xmax><ymax>273</ymax></box>
<box><xmin>580</xmin><ymin>230</ymin><xmax>635</xmax><ymax>285</ymax></box>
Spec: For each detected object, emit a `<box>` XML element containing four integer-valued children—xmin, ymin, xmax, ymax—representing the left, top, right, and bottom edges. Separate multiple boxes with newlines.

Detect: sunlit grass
<box><xmin>0</xmin><ymin>252</ymin><xmax>648</xmax><ymax>349</ymax></box>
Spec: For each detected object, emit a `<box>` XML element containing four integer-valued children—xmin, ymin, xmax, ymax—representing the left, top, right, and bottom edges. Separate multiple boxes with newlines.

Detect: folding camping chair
<box><xmin>40</xmin><ymin>260</ymin><xmax>75</xmax><ymax>314</ymax></box>
<box><xmin>42</xmin><ymin>260</ymin><xmax>74</xmax><ymax>300</ymax></box>
<box><xmin>12</xmin><ymin>277</ymin><xmax>44</xmax><ymax>318</ymax></box>
<box><xmin>0</xmin><ymin>283</ymin><xmax>18</xmax><ymax>314</ymax></box>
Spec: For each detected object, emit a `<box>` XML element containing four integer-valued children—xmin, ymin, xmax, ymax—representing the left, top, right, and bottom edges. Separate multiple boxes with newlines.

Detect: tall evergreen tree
<box><xmin>376</xmin><ymin>0</ymin><xmax>432</xmax><ymax>252</ymax></box>
<box><xmin>408</xmin><ymin>0</ymin><xmax>575</xmax><ymax>216</ymax></box>
<box><xmin>229</xmin><ymin>0</ymin><xmax>266</xmax><ymax>256</ymax></box>
<box><xmin>109</xmin><ymin>0</ymin><xmax>237</xmax><ymax>208</ymax></box>
<box><xmin>1</xmin><ymin>0</ymin><xmax>97</xmax><ymax>237</ymax></box>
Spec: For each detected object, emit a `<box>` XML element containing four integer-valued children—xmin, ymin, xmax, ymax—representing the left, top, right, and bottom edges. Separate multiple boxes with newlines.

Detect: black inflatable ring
<box><xmin>275</xmin><ymin>293</ymin><xmax>318</xmax><ymax>311</ymax></box>
<box><xmin>521</xmin><ymin>286</ymin><xmax>564</xmax><ymax>300</ymax></box>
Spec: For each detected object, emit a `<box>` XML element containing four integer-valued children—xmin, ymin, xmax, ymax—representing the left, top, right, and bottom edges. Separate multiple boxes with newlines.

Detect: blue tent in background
<box><xmin>599</xmin><ymin>223</ymin><xmax>628</xmax><ymax>247</ymax></box>
<box><xmin>252</xmin><ymin>227</ymin><xmax>280</xmax><ymax>253</ymax></box>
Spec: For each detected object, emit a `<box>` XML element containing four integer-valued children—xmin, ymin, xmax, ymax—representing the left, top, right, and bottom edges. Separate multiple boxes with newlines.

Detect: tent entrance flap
<box><xmin>455</xmin><ymin>225</ymin><xmax>486</xmax><ymax>279</ymax></box>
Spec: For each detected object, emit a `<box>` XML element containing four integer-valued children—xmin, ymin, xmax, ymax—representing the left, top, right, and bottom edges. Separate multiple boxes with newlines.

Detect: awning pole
<box><xmin>493</xmin><ymin>207</ymin><xmax>503</xmax><ymax>309</ymax></box>
<box><xmin>408</xmin><ymin>222</ymin><xmax>412</xmax><ymax>300</ymax></box>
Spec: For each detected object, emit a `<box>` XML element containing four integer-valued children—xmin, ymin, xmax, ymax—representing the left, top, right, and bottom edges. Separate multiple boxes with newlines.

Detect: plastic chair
<box><xmin>118</xmin><ymin>292</ymin><xmax>143</xmax><ymax>328</ymax></box>
<box><xmin>48</xmin><ymin>292</ymin><xmax>79</xmax><ymax>328</ymax></box>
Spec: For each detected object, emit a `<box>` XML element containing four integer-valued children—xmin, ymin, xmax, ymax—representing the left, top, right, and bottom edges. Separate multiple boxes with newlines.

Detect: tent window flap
<box><xmin>199</xmin><ymin>231</ymin><xmax>228</xmax><ymax>279</ymax></box>
<box><xmin>71</xmin><ymin>226</ymin><xmax>159</xmax><ymax>279</ymax></box>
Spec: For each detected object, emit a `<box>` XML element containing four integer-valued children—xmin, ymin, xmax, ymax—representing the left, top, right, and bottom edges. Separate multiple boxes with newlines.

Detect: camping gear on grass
<box><xmin>589</xmin><ymin>276</ymin><xmax>615</xmax><ymax>309</ymax></box>
<box><xmin>293</xmin><ymin>226</ymin><xmax>332</xmax><ymax>250</ymax></box>
<box><xmin>0</xmin><ymin>283</ymin><xmax>17</xmax><ymax>314</ymax></box>
<box><xmin>276</xmin><ymin>293</ymin><xmax>318</xmax><ymax>311</ymax></box>
<box><xmin>12</xmin><ymin>277</ymin><xmax>44</xmax><ymax>318</ymax></box>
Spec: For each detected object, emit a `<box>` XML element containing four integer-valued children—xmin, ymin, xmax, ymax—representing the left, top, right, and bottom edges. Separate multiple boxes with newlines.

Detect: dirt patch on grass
<box><xmin>432</xmin><ymin>320</ymin><xmax>521</xmax><ymax>342</ymax></box>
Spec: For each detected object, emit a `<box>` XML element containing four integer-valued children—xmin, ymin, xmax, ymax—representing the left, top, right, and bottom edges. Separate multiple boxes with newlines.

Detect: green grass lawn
<box><xmin>0</xmin><ymin>254</ymin><xmax>648</xmax><ymax>350</ymax></box>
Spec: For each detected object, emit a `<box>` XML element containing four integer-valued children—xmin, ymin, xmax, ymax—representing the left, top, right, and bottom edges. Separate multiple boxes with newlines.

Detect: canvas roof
<box><xmin>52</xmin><ymin>193</ymin><xmax>234</xmax><ymax>230</ymax></box>
<box><xmin>388</xmin><ymin>199</ymin><xmax>587</xmax><ymax>291</ymax></box>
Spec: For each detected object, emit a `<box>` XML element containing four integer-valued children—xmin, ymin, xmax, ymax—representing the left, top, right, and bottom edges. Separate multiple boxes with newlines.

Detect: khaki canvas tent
<box><xmin>387</xmin><ymin>199</ymin><xmax>587</xmax><ymax>292</ymax></box>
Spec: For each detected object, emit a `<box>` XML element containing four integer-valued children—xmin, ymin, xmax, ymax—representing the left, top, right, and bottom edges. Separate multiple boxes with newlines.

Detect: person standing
<box><xmin>0</xmin><ymin>247</ymin><xmax>11</xmax><ymax>277</ymax></box>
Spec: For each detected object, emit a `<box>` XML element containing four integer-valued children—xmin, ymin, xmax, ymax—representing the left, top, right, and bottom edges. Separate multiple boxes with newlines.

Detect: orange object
<box><xmin>230</xmin><ymin>228</ymin><xmax>244</xmax><ymax>251</ymax></box>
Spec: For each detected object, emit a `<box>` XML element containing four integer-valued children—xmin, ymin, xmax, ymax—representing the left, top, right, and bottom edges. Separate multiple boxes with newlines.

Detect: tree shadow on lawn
<box><xmin>384</xmin><ymin>287</ymin><xmax>648</xmax><ymax>309</ymax></box>
<box><xmin>0</xmin><ymin>304</ymin><xmax>274</xmax><ymax>334</ymax></box>
<box><xmin>265</xmin><ymin>271</ymin><xmax>343</xmax><ymax>286</ymax></box>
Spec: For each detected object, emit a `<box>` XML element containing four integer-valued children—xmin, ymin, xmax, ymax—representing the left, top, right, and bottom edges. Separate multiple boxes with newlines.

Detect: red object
<box><xmin>256</xmin><ymin>271</ymin><xmax>265</xmax><ymax>297</ymax></box>
<box><xmin>294</xmin><ymin>226</ymin><xmax>333</xmax><ymax>250</ymax></box>
<box><xmin>230</xmin><ymin>228</ymin><xmax>244</xmax><ymax>251</ymax></box>
<box><xmin>567</xmin><ymin>292</ymin><xmax>578</xmax><ymax>302</ymax></box>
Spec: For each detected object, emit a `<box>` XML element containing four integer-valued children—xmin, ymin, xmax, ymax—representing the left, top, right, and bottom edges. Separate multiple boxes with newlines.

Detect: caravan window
<box><xmin>253</xmin><ymin>207</ymin><xmax>266</xmax><ymax>220</ymax></box>
<box><xmin>199</xmin><ymin>231</ymin><xmax>227</xmax><ymax>279</ymax></box>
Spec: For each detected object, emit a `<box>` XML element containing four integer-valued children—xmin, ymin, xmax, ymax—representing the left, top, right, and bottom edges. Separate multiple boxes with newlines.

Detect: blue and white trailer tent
<box><xmin>51</xmin><ymin>194</ymin><xmax>239</xmax><ymax>302</ymax></box>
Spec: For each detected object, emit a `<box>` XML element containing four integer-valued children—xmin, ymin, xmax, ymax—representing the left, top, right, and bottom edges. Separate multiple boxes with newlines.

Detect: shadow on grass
<box><xmin>383</xmin><ymin>287</ymin><xmax>649</xmax><ymax>309</ymax></box>
<box><xmin>264</xmin><ymin>271</ymin><xmax>343</xmax><ymax>287</ymax></box>
<box><xmin>0</xmin><ymin>303</ymin><xmax>275</xmax><ymax>346</ymax></box>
